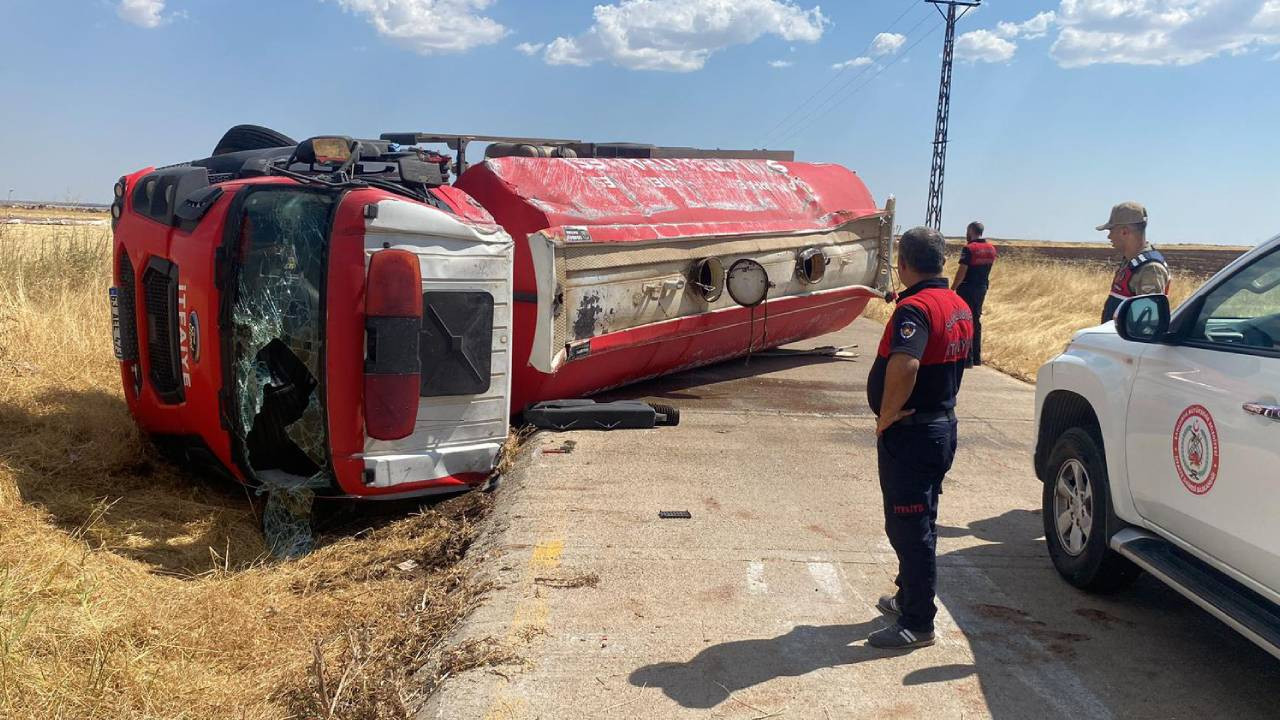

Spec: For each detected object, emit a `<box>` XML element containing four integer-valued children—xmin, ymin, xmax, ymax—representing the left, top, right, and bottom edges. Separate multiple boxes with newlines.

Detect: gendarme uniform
<box><xmin>1096</xmin><ymin>201</ymin><xmax>1171</xmax><ymax>323</ymax></box>
<box><xmin>1101</xmin><ymin>244</ymin><xmax>1171</xmax><ymax>323</ymax></box>
<box><xmin>867</xmin><ymin>277</ymin><xmax>974</xmax><ymax>638</ymax></box>
<box><xmin>956</xmin><ymin>238</ymin><xmax>997</xmax><ymax>366</ymax></box>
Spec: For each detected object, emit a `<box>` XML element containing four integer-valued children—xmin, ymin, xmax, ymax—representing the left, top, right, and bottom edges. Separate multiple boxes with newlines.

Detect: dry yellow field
<box><xmin>862</xmin><ymin>256</ymin><xmax>1207</xmax><ymax>381</ymax></box>
<box><xmin>1</xmin><ymin>205</ymin><xmax>110</xmax><ymax>222</ymax></box>
<box><xmin>0</xmin><ymin>223</ymin><xmax>496</xmax><ymax>719</ymax></box>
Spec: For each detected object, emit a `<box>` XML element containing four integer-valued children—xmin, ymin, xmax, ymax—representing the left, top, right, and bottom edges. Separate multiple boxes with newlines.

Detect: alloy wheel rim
<box><xmin>1054</xmin><ymin>458</ymin><xmax>1093</xmax><ymax>557</ymax></box>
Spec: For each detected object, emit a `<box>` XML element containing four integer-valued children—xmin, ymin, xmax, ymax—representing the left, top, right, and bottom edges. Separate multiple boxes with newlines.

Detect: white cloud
<box><xmin>1050</xmin><ymin>0</ymin><xmax>1280</xmax><ymax>67</ymax></box>
<box><xmin>336</xmin><ymin>0</ymin><xmax>508</xmax><ymax>55</ymax></box>
<box><xmin>769</xmin><ymin>59</ymin><xmax>794</xmax><ymax>67</ymax></box>
<box><xmin>515</xmin><ymin>41</ymin><xmax>544</xmax><ymax>55</ymax></box>
<box><xmin>1260</xmin><ymin>0</ymin><xmax>1280</xmax><ymax>27</ymax></box>
<box><xmin>540</xmin><ymin>0</ymin><xmax>827</xmax><ymax>72</ymax></box>
<box><xmin>870</xmin><ymin>32</ymin><xmax>906</xmax><ymax>56</ymax></box>
<box><xmin>956</xmin><ymin>29</ymin><xmax>1018</xmax><ymax>63</ymax></box>
<box><xmin>117</xmin><ymin>0</ymin><xmax>167</xmax><ymax>28</ymax></box>
<box><xmin>996</xmin><ymin>11</ymin><xmax>1056</xmax><ymax>39</ymax></box>
<box><xmin>831</xmin><ymin>56</ymin><xmax>873</xmax><ymax>70</ymax></box>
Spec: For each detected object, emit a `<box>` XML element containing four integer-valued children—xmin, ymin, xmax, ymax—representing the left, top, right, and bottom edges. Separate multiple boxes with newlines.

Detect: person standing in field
<box><xmin>866</xmin><ymin>226</ymin><xmax>973</xmax><ymax>650</ymax></box>
<box><xmin>951</xmin><ymin>221</ymin><xmax>996</xmax><ymax>367</ymax></box>
<box><xmin>1097</xmin><ymin>201</ymin><xmax>1171</xmax><ymax>323</ymax></box>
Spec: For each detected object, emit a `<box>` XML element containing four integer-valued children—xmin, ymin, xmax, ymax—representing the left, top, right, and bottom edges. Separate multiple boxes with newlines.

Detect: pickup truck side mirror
<box><xmin>1115</xmin><ymin>294</ymin><xmax>1170</xmax><ymax>343</ymax></box>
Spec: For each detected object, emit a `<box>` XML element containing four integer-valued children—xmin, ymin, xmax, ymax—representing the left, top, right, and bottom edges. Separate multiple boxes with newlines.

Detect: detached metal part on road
<box><xmin>420</xmin><ymin>318</ymin><xmax>1278</xmax><ymax>719</ymax></box>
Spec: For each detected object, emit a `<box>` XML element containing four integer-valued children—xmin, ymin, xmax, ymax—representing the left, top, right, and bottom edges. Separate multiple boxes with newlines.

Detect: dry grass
<box><xmin>0</xmin><ymin>222</ymin><xmax>496</xmax><ymax>719</ymax></box>
<box><xmin>863</xmin><ymin>256</ymin><xmax>1208</xmax><ymax>381</ymax></box>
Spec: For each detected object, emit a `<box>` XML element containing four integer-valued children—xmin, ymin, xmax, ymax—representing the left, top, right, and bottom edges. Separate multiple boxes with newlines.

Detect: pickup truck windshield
<box><xmin>229</xmin><ymin>188</ymin><xmax>336</xmax><ymax>544</ymax></box>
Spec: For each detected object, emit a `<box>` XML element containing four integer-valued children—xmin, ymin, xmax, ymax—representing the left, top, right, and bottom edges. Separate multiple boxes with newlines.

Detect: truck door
<box><xmin>1125</xmin><ymin>245</ymin><xmax>1280</xmax><ymax>597</ymax></box>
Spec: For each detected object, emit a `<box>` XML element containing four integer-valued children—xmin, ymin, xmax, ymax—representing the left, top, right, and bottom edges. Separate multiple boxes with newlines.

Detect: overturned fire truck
<box><xmin>110</xmin><ymin>126</ymin><xmax>893</xmax><ymax>511</ymax></box>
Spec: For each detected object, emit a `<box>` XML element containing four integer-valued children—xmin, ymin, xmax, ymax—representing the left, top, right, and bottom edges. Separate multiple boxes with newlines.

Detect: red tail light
<box><xmin>365</xmin><ymin>249</ymin><xmax>422</xmax><ymax>440</ymax></box>
<box><xmin>366</xmin><ymin>248</ymin><xmax>423</xmax><ymax>316</ymax></box>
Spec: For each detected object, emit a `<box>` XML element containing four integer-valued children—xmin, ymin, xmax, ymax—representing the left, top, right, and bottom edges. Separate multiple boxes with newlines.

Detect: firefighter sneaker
<box><xmin>876</xmin><ymin>595</ymin><xmax>902</xmax><ymax>616</ymax></box>
<box><xmin>868</xmin><ymin>624</ymin><xmax>935</xmax><ymax>650</ymax></box>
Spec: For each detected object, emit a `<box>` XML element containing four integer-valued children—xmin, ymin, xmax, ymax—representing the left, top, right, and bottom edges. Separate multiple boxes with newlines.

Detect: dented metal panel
<box><xmin>477</xmin><ymin>157</ymin><xmax>877</xmax><ymax>239</ymax></box>
<box><xmin>526</xmin><ymin>214</ymin><xmax>888</xmax><ymax>375</ymax></box>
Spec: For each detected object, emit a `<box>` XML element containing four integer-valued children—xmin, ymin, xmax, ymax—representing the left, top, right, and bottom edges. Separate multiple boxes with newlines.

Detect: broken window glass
<box><xmin>229</xmin><ymin>188</ymin><xmax>336</xmax><ymax>557</ymax></box>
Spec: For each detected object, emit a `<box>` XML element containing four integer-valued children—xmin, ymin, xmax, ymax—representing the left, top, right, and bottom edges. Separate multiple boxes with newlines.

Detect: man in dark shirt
<box><xmin>866</xmin><ymin>226</ymin><xmax>974</xmax><ymax>650</ymax></box>
<box><xmin>952</xmin><ymin>221</ymin><xmax>996</xmax><ymax>366</ymax></box>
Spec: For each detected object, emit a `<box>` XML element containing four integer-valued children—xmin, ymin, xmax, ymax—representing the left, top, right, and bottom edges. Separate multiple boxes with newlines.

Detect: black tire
<box><xmin>212</xmin><ymin>124</ymin><xmax>295</xmax><ymax>156</ymax></box>
<box><xmin>1042</xmin><ymin>427</ymin><xmax>1141</xmax><ymax>592</ymax></box>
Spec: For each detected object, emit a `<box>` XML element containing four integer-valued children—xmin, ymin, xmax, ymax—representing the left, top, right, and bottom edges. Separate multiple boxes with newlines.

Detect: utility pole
<box><xmin>924</xmin><ymin>0</ymin><xmax>979</xmax><ymax>232</ymax></box>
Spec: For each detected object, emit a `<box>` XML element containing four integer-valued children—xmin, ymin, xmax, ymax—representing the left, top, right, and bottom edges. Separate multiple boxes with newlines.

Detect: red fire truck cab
<box><xmin>110</xmin><ymin>128</ymin><xmax>892</xmax><ymax>502</ymax></box>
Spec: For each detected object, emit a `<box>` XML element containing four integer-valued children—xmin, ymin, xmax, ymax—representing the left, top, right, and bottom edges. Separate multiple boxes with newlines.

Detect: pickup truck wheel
<box><xmin>1042</xmin><ymin>428</ymin><xmax>1140</xmax><ymax>592</ymax></box>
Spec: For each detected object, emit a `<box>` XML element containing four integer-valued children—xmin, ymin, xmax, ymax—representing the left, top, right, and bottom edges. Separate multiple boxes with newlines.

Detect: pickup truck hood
<box><xmin>1073</xmin><ymin>321</ymin><xmax>1115</xmax><ymax>339</ymax></box>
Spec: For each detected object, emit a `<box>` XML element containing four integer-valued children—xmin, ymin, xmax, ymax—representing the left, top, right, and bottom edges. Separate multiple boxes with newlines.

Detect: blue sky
<box><xmin>1</xmin><ymin>0</ymin><xmax>1277</xmax><ymax>244</ymax></box>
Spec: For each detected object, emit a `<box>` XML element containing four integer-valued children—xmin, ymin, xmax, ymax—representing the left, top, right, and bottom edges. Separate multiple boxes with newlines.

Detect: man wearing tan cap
<box><xmin>1097</xmin><ymin>201</ymin><xmax>1170</xmax><ymax>323</ymax></box>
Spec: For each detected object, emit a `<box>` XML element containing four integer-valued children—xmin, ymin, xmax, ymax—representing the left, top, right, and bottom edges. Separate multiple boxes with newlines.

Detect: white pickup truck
<box><xmin>1034</xmin><ymin>233</ymin><xmax>1280</xmax><ymax>658</ymax></box>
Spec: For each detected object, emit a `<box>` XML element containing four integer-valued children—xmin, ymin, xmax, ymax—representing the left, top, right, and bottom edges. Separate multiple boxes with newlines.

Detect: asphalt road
<box><xmin>420</xmin><ymin>318</ymin><xmax>1279</xmax><ymax>719</ymax></box>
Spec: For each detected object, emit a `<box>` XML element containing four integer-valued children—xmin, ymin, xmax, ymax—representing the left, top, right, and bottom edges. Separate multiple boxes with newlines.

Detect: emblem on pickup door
<box><xmin>1173</xmin><ymin>404</ymin><xmax>1219</xmax><ymax>495</ymax></box>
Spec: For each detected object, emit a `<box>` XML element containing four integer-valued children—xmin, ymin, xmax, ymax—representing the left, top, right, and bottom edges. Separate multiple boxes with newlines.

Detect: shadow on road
<box><xmin>596</xmin><ymin>348</ymin><xmax>859</xmax><ymax>405</ymax></box>
<box><xmin>629</xmin><ymin>621</ymin><xmax>893</xmax><ymax>709</ymax></box>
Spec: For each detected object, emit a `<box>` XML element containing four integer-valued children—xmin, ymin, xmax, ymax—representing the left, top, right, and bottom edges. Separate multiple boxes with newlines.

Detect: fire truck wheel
<box><xmin>1042</xmin><ymin>427</ymin><xmax>1141</xmax><ymax>593</ymax></box>
<box><xmin>212</xmin><ymin>124</ymin><xmax>296</xmax><ymax>156</ymax></box>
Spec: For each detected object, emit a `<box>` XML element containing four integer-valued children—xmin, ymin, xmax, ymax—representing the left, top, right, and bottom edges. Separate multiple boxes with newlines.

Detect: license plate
<box><xmin>109</xmin><ymin>287</ymin><xmax>123</xmax><ymax>360</ymax></box>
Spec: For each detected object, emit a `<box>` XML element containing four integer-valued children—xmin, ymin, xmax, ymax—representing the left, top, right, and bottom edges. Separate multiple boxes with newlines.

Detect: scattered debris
<box><xmin>396</xmin><ymin>559</ymin><xmax>420</xmax><ymax>573</ymax></box>
<box><xmin>437</xmin><ymin>637</ymin><xmax>524</xmax><ymax>677</ymax></box>
<box><xmin>534</xmin><ymin>572</ymin><xmax>600</xmax><ymax>589</ymax></box>
<box><xmin>541</xmin><ymin>440</ymin><xmax>577</xmax><ymax>455</ymax></box>
<box><xmin>257</xmin><ymin>469</ymin><xmax>328</xmax><ymax>559</ymax></box>
<box><xmin>658</xmin><ymin>510</ymin><xmax>692</xmax><ymax>520</ymax></box>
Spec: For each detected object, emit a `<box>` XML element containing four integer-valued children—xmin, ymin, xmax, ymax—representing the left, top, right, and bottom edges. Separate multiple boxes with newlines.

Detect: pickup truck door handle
<box><xmin>1242</xmin><ymin>402</ymin><xmax>1280</xmax><ymax>421</ymax></box>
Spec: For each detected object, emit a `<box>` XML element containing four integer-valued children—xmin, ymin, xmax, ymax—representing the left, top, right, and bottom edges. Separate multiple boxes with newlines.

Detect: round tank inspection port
<box><xmin>726</xmin><ymin>258</ymin><xmax>772</xmax><ymax>308</ymax></box>
<box><xmin>795</xmin><ymin>247</ymin><xmax>829</xmax><ymax>285</ymax></box>
<box><xmin>690</xmin><ymin>257</ymin><xmax>726</xmax><ymax>303</ymax></box>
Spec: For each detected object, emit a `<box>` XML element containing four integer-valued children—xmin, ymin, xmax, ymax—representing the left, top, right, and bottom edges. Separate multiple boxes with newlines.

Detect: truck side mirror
<box><xmin>1115</xmin><ymin>294</ymin><xmax>1170</xmax><ymax>343</ymax></box>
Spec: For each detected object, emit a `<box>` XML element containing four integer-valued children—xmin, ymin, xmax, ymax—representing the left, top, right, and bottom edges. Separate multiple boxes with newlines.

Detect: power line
<box><xmin>924</xmin><ymin>0</ymin><xmax>980</xmax><ymax>231</ymax></box>
<box><xmin>766</xmin><ymin>9</ymin><xmax>938</xmax><ymax>147</ymax></box>
<box><xmin>765</xmin><ymin>7</ymin><xmax>934</xmax><ymax>146</ymax></box>
<box><xmin>760</xmin><ymin>0</ymin><xmax>922</xmax><ymax>146</ymax></box>
<box><xmin>773</xmin><ymin>18</ymin><xmax>943</xmax><ymax>147</ymax></box>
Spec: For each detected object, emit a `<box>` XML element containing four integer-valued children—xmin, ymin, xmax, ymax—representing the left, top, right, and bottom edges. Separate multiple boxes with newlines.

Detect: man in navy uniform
<box><xmin>1097</xmin><ymin>201</ymin><xmax>1171</xmax><ymax>323</ymax></box>
<box><xmin>951</xmin><ymin>221</ymin><xmax>996</xmax><ymax>366</ymax></box>
<box><xmin>867</xmin><ymin>226</ymin><xmax>974</xmax><ymax>650</ymax></box>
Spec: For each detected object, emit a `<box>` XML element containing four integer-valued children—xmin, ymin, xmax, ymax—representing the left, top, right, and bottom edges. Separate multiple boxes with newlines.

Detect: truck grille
<box><xmin>117</xmin><ymin>251</ymin><xmax>139</xmax><ymax>361</ymax></box>
<box><xmin>142</xmin><ymin>259</ymin><xmax>184</xmax><ymax>403</ymax></box>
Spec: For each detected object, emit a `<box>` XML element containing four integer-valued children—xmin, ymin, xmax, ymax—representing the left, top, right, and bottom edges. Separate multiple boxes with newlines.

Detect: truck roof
<box><xmin>456</xmin><ymin>157</ymin><xmax>879</xmax><ymax>244</ymax></box>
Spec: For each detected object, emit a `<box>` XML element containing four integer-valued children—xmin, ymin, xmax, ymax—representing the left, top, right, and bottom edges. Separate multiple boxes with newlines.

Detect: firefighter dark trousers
<box><xmin>957</xmin><ymin>284</ymin><xmax>987</xmax><ymax>366</ymax></box>
<box><xmin>877</xmin><ymin>419</ymin><xmax>958</xmax><ymax>633</ymax></box>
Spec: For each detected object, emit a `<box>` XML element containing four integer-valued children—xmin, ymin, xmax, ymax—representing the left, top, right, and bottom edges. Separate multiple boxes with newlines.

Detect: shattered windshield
<box><xmin>230</xmin><ymin>188</ymin><xmax>336</xmax><ymax>555</ymax></box>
